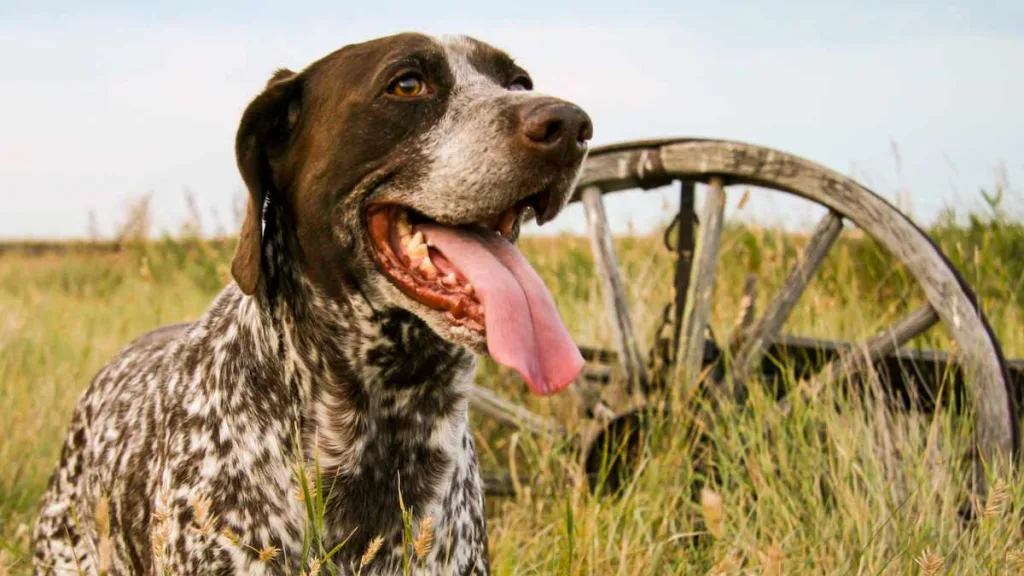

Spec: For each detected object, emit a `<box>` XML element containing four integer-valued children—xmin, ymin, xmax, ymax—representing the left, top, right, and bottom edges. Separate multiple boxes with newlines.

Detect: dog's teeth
<box><xmin>463</xmin><ymin>282</ymin><xmax>474</xmax><ymax>295</ymax></box>
<box><xmin>397</xmin><ymin>213</ymin><xmax>412</xmax><ymax>237</ymax></box>
<box><xmin>405</xmin><ymin>231</ymin><xmax>426</xmax><ymax>259</ymax></box>
<box><xmin>408</xmin><ymin>242</ymin><xmax>428</xmax><ymax>261</ymax></box>
<box><xmin>498</xmin><ymin>209</ymin><xmax>517</xmax><ymax>239</ymax></box>
<box><xmin>521</xmin><ymin>204</ymin><xmax>537</xmax><ymax>223</ymax></box>
<box><xmin>409</xmin><ymin>230</ymin><xmax>424</xmax><ymax>247</ymax></box>
<box><xmin>442</xmin><ymin>272</ymin><xmax>458</xmax><ymax>287</ymax></box>
<box><xmin>449</xmin><ymin>299</ymin><xmax>466</xmax><ymax>317</ymax></box>
<box><xmin>419</xmin><ymin>254</ymin><xmax>438</xmax><ymax>279</ymax></box>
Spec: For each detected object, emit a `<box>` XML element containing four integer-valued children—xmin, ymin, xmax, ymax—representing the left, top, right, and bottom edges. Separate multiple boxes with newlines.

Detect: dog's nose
<box><xmin>519</xmin><ymin>100</ymin><xmax>592</xmax><ymax>163</ymax></box>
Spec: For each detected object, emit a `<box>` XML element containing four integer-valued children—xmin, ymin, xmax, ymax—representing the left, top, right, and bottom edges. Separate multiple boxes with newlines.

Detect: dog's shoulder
<box><xmin>126</xmin><ymin>321</ymin><xmax>194</xmax><ymax>349</ymax></box>
<box><xmin>81</xmin><ymin>320</ymin><xmax>193</xmax><ymax>405</ymax></box>
<box><xmin>74</xmin><ymin>287</ymin><xmax>251</xmax><ymax>459</ymax></box>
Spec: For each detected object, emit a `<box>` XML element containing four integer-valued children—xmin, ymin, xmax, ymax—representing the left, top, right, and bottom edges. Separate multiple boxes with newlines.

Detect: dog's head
<box><xmin>232</xmin><ymin>33</ymin><xmax>589</xmax><ymax>394</ymax></box>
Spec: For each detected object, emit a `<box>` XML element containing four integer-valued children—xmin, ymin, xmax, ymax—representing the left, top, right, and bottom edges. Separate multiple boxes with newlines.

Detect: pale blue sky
<box><xmin>1</xmin><ymin>1</ymin><xmax>1021</xmax><ymax>238</ymax></box>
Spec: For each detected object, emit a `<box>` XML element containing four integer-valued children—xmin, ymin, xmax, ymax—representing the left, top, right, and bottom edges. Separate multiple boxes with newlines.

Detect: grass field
<box><xmin>1</xmin><ymin>192</ymin><xmax>1023</xmax><ymax>574</ymax></box>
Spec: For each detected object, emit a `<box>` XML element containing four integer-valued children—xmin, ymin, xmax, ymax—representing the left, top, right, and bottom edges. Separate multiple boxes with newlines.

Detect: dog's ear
<box><xmin>232</xmin><ymin>68</ymin><xmax>302</xmax><ymax>295</ymax></box>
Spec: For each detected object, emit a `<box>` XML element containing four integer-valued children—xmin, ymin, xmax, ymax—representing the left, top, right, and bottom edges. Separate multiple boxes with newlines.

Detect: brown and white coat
<box><xmin>33</xmin><ymin>32</ymin><xmax>591</xmax><ymax>575</ymax></box>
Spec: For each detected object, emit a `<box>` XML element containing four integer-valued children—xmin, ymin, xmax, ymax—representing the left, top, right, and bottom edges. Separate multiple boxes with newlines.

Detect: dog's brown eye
<box><xmin>508</xmin><ymin>76</ymin><xmax>532</xmax><ymax>91</ymax></box>
<box><xmin>388</xmin><ymin>73</ymin><xmax>427</xmax><ymax>98</ymax></box>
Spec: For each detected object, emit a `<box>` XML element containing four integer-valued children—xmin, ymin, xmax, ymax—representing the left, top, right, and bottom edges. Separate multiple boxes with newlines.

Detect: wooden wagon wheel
<box><xmin>473</xmin><ymin>138</ymin><xmax>1018</xmax><ymax>495</ymax></box>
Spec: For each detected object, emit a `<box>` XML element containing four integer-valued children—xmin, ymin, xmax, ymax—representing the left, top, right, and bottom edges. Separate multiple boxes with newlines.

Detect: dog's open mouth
<box><xmin>366</xmin><ymin>198</ymin><xmax>584</xmax><ymax>396</ymax></box>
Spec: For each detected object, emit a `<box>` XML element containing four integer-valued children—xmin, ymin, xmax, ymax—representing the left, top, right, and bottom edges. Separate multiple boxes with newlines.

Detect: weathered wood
<box><xmin>469</xmin><ymin>385</ymin><xmax>566</xmax><ymax>437</ymax></box>
<box><xmin>733</xmin><ymin>211</ymin><xmax>843</xmax><ymax>381</ymax></box>
<box><xmin>822</xmin><ymin>304</ymin><xmax>940</xmax><ymax>383</ymax></box>
<box><xmin>483</xmin><ymin>472</ymin><xmax>577</xmax><ymax>498</ymax></box>
<box><xmin>483</xmin><ymin>472</ymin><xmax>520</xmax><ymax>498</ymax></box>
<box><xmin>569</xmin><ymin>146</ymin><xmax>674</xmax><ymax>202</ymax></box>
<box><xmin>581</xmin><ymin>185</ymin><xmax>650</xmax><ymax>397</ymax></box>
<box><xmin>671</xmin><ymin>181</ymin><xmax>697</xmax><ymax>362</ymax></box>
<box><xmin>574</xmin><ymin>139</ymin><xmax>1017</xmax><ymax>463</ymax></box>
<box><xmin>579</xmin><ymin>345</ymin><xmax>618</xmax><ymax>364</ymax></box>
<box><xmin>676</xmin><ymin>177</ymin><xmax>727</xmax><ymax>393</ymax></box>
<box><xmin>583</xmin><ymin>331</ymin><xmax>1024</xmax><ymax>412</ymax></box>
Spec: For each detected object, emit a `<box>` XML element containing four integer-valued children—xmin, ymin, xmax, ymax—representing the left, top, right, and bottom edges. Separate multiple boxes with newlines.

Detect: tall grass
<box><xmin>1</xmin><ymin>191</ymin><xmax>1022</xmax><ymax>574</ymax></box>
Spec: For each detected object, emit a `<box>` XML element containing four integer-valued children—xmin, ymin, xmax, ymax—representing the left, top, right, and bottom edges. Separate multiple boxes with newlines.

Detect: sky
<box><xmin>0</xmin><ymin>0</ymin><xmax>1021</xmax><ymax>239</ymax></box>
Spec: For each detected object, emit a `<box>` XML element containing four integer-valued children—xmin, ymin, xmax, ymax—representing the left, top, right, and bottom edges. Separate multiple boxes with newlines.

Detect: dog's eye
<box><xmin>508</xmin><ymin>76</ymin><xmax>532</xmax><ymax>91</ymax></box>
<box><xmin>388</xmin><ymin>73</ymin><xmax>427</xmax><ymax>98</ymax></box>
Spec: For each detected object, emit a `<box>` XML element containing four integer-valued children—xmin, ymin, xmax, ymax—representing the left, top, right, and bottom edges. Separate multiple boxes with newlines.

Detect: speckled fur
<box><xmin>32</xmin><ymin>33</ymin><xmax>588</xmax><ymax>575</ymax></box>
<box><xmin>32</xmin><ymin>215</ymin><xmax>486</xmax><ymax>575</ymax></box>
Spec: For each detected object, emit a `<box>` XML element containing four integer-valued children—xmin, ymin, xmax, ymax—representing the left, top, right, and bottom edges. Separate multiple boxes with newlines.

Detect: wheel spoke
<box><xmin>733</xmin><ymin>211</ymin><xmax>843</xmax><ymax>381</ymax></box>
<box><xmin>676</xmin><ymin>177</ymin><xmax>727</xmax><ymax>393</ymax></box>
<box><xmin>469</xmin><ymin>385</ymin><xmax>566</xmax><ymax>437</ymax></box>
<box><xmin>821</xmin><ymin>303</ymin><xmax>940</xmax><ymax>383</ymax></box>
<box><xmin>581</xmin><ymin>185</ymin><xmax>650</xmax><ymax>398</ymax></box>
<box><xmin>670</xmin><ymin>180</ymin><xmax>697</xmax><ymax>359</ymax></box>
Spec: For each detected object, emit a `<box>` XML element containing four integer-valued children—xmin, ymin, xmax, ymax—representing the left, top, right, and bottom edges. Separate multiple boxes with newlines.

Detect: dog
<box><xmin>32</xmin><ymin>32</ymin><xmax>591</xmax><ymax>575</ymax></box>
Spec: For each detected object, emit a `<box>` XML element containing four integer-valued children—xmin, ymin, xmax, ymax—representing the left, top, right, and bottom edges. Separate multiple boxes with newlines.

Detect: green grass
<box><xmin>1</xmin><ymin>200</ymin><xmax>1023</xmax><ymax>574</ymax></box>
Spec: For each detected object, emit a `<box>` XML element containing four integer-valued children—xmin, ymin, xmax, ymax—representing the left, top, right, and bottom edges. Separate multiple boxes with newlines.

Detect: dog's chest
<box><xmin>320</xmin><ymin>410</ymin><xmax>486</xmax><ymax>573</ymax></box>
<box><xmin>295</xmin><ymin>311</ymin><xmax>488</xmax><ymax>573</ymax></box>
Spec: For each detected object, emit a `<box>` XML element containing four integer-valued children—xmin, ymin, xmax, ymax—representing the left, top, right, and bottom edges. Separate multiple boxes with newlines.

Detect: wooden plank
<box><xmin>671</xmin><ymin>181</ymin><xmax>697</xmax><ymax>362</ymax></box>
<box><xmin>768</xmin><ymin>333</ymin><xmax>1024</xmax><ymax>380</ymax></box>
<box><xmin>468</xmin><ymin>385</ymin><xmax>566</xmax><ymax>437</ymax></box>
<box><xmin>581</xmin><ymin>185</ymin><xmax>650</xmax><ymax>397</ymax></box>
<box><xmin>482</xmin><ymin>472</ymin><xmax>537</xmax><ymax>498</ymax></box>
<box><xmin>576</xmin><ymin>333</ymin><xmax>1024</xmax><ymax>413</ymax></box>
<box><xmin>732</xmin><ymin>211</ymin><xmax>843</xmax><ymax>381</ymax></box>
<box><xmin>578</xmin><ymin>345</ymin><xmax>618</xmax><ymax>364</ymax></box>
<box><xmin>822</xmin><ymin>304</ymin><xmax>940</xmax><ymax>382</ymax></box>
<box><xmin>482</xmin><ymin>472</ymin><xmax>519</xmax><ymax>498</ymax></box>
<box><xmin>676</xmin><ymin>177</ymin><xmax>727</xmax><ymax>393</ymax></box>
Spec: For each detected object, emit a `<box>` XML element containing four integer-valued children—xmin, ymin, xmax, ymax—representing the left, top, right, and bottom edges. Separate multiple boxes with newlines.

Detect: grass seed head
<box><xmin>190</xmin><ymin>494</ymin><xmax>217</xmax><ymax>536</ymax></box>
<box><xmin>150</xmin><ymin>520</ymin><xmax>170</xmax><ymax>571</ymax></box>
<box><xmin>414</xmin><ymin>516</ymin><xmax>434</xmax><ymax>560</ymax></box>
<box><xmin>914</xmin><ymin>548</ymin><xmax>943</xmax><ymax>576</ymax></box>
<box><xmin>708</xmin><ymin>551</ymin><xmax>740</xmax><ymax>575</ymax></box>
<box><xmin>221</xmin><ymin>528</ymin><xmax>242</xmax><ymax>547</ymax></box>
<box><xmin>294</xmin><ymin>467</ymin><xmax>317</xmax><ymax>502</ymax></box>
<box><xmin>700</xmin><ymin>487</ymin><xmax>725</xmax><ymax>539</ymax></box>
<box><xmin>95</xmin><ymin>495</ymin><xmax>113</xmax><ymax>574</ymax></box>
<box><xmin>984</xmin><ymin>478</ymin><xmax>1008</xmax><ymax>519</ymax></box>
<box><xmin>94</xmin><ymin>496</ymin><xmax>110</xmax><ymax>536</ymax></box>
<box><xmin>759</xmin><ymin>545</ymin><xmax>783</xmax><ymax>576</ymax></box>
<box><xmin>257</xmin><ymin>545</ymin><xmax>280</xmax><ymax>563</ymax></box>
<box><xmin>97</xmin><ymin>534</ymin><xmax>113</xmax><ymax>576</ymax></box>
<box><xmin>152</xmin><ymin>487</ymin><xmax>172</xmax><ymax>525</ymax></box>
<box><xmin>360</xmin><ymin>535</ymin><xmax>384</xmax><ymax>568</ymax></box>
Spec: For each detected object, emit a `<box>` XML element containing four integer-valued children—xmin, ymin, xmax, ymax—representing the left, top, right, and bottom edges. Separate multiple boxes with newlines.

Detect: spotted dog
<box><xmin>32</xmin><ymin>33</ymin><xmax>591</xmax><ymax>575</ymax></box>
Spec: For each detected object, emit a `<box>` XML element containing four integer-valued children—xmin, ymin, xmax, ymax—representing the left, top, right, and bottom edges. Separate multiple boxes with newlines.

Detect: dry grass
<box><xmin>1</xmin><ymin>194</ymin><xmax>1023</xmax><ymax>574</ymax></box>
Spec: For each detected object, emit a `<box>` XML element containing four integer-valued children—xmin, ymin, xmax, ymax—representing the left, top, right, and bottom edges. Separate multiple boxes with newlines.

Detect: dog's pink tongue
<box><xmin>419</xmin><ymin>224</ymin><xmax>584</xmax><ymax>395</ymax></box>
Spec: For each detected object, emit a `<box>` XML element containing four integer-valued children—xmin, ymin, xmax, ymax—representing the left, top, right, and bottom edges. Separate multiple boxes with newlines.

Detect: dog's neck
<box><xmin>231</xmin><ymin>211</ymin><xmax>478</xmax><ymax>549</ymax></box>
